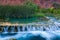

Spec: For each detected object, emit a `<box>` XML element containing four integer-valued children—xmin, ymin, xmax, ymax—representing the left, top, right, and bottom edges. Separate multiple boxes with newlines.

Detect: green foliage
<box><xmin>53</xmin><ymin>9</ymin><xmax>60</xmax><ymax>14</ymax></box>
<box><xmin>0</xmin><ymin>1</ymin><xmax>60</xmax><ymax>21</ymax></box>
<box><xmin>24</xmin><ymin>1</ymin><xmax>40</xmax><ymax>12</ymax></box>
<box><xmin>0</xmin><ymin>2</ymin><xmax>39</xmax><ymax>20</ymax></box>
<box><xmin>33</xmin><ymin>13</ymin><xmax>45</xmax><ymax>17</ymax></box>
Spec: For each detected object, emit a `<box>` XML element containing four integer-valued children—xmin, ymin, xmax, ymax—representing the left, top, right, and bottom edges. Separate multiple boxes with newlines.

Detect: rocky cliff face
<box><xmin>0</xmin><ymin>0</ymin><xmax>60</xmax><ymax>8</ymax></box>
<box><xmin>0</xmin><ymin>0</ymin><xmax>25</xmax><ymax>5</ymax></box>
<box><xmin>34</xmin><ymin>0</ymin><xmax>60</xmax><ymax>8</ymax></box>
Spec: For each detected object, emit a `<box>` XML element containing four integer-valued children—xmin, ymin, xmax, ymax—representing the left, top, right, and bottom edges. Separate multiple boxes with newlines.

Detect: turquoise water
<box><xmin>8</xmin><ymin>17</ymin><xmax>48</xmax><ymax>23</ymax></box>
<box><xmin>8</xmin><ymin>17</ymin><xmax>39</xmax><ymax>23</ymax></box>
<box><xmin>0</xmin><ymin>31</ymin><xmax>60</xmax><ymax>40</ymax></box>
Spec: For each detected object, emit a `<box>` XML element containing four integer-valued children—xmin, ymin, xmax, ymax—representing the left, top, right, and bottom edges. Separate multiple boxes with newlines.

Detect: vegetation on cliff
<box><xmin>0</xmin><ymin>2</ymin><xmax>39</xmax><ymax>20</ymax></box>
<box><xmin>0</xmin><ymin>1</ymin><xmax>60</xmax><ymax>22</ymax></box>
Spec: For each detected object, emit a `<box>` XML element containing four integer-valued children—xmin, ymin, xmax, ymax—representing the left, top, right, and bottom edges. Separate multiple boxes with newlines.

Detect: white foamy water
<box><xmin>0</xmin><ymin>31</ymin><xmax>60</xmax><ymax>40</ymax></box>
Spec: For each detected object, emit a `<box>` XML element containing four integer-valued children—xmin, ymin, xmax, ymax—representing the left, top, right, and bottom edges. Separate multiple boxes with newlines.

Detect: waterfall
<box><xmin>11</xmin><ymin>26</ymin><xmax>15</xmax><ymax>32</ymax></box>
<box><xmin>0</xmin><ymin>23</ymin><xmax>60</xmax><ymax>33</ymax></box>
<box><xmin>0</xmin><ymin>17</ymin><xmax>60</xmax><ymax>33</ymax></box>
<box><xmin>0</xmin><ymin>17</ymin><xmax>60</xmax><ymax>40</ymax></box>
<box><xmin>17</xmin><ymin>26</ymin><xmax>20</xmax><ymax>32</ymax></box>
<box><xmin>3</xmin><ymin>26</ymin><xmax>9</xmax><ymax>32</ymax></box>
<box><xmin>27</xmin><ymin>25</ymin><xmax>31</xmax><ymax>31</ymax></box>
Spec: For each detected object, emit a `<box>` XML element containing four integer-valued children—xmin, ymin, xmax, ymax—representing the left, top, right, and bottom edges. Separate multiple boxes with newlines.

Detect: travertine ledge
<box><xmin>0</xmin><ymin>22</ymin><xmax>42</xmax><ymax>26</ymax></box>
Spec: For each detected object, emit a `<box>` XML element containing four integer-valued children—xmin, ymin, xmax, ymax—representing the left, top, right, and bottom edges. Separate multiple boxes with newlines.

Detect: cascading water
<box><xmin>11</xmin><ymin>26</ymin><xmax>15</xmax><ymax>33</ymax></box>
<box><xmin>0</xmin><ymin>23</ymin><xmax>60</xmax><ymax>32</ymax></box>
<box><xmin>3</xmin><ymin>26</ymin><xmax>9</xmax><ymax>33</ymax></box>
<box><xmin>17</xmin><ymin>26</ymin><xmax>20</xmax><ymax>32</ymax></box>
<box><xmin>0</xmin><ymin>17</ymin><xmax>60</xmax><ymax>40</ymax></box>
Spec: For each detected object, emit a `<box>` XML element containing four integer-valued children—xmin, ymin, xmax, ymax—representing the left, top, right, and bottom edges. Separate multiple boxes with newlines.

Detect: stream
<box><xmin>0</xmin><ymin>17</ymin><xmax>60</xmax><ymax>40</ymax></box>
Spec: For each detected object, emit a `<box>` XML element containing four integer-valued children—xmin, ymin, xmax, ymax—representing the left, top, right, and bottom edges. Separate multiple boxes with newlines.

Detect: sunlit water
<box><xmin>0</xmin><ymin>17</ymin><xmax>60</xmax><ymax>40</ymax></box>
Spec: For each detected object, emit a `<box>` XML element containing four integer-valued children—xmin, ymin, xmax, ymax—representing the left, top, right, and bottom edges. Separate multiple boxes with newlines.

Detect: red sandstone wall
<box><xmin>0</xmin><ymin>0</ymin><xmax>60</xmax><ymax>8</ymax></box>
<box><xmin>0</xmin><ymin>0</ymin><xmax>25</xmax><ymax>5</ymax></box>
<box><xmin>34</xmin><ymin>0</ymin><xmax>53</xmax><ymax>8</ymax></box>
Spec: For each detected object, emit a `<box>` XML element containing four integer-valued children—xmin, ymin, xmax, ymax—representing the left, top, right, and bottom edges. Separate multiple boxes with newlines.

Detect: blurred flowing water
<box><xmin>0</xmin><ymin>17</ymin><xmax>60</xmax><ymax>40</ymax></box>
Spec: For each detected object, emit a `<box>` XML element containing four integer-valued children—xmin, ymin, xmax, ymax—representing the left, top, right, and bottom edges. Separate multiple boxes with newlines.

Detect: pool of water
<box><xmin>8</xmin><ymin>17</ymin><xmax>40</xmax><ymax>23</ymax></box>
<box><xmin>0</xmin><ymin>31</ymin><xmax>60</xmax><ymax>40</ymax></box>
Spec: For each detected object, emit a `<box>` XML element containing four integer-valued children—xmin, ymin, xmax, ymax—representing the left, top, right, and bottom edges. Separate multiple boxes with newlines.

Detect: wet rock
<box><xmin>8</xmin><ymin>38</ymin><xmax>17</xmax><ymax>40</ymax></box>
